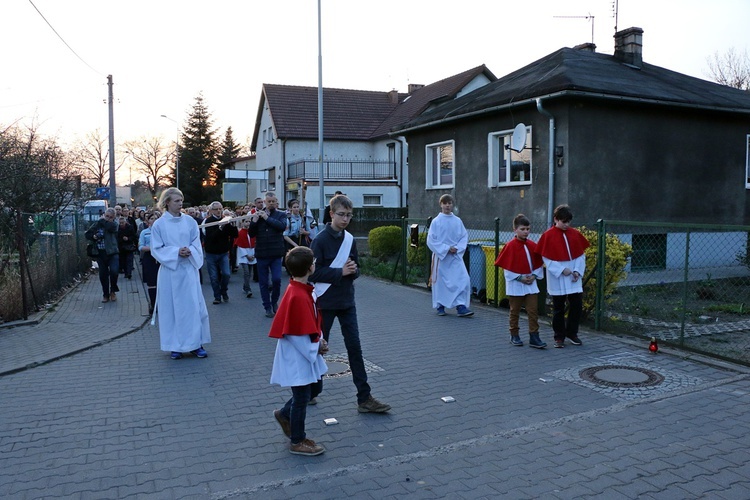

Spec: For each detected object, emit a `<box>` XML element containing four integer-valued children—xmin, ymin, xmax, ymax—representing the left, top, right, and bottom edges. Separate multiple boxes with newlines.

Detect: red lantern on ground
<box><xmin>649</xmin><ymin>337</ymin><xmax>659</xmax><ymax>353</ymax></box>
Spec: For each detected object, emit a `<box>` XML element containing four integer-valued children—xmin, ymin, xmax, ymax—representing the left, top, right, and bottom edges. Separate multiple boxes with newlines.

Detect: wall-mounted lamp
<box><xmin>555</xmin><ymin>146</ymin><xmax>564</xmax><ymax>167</ymax></box>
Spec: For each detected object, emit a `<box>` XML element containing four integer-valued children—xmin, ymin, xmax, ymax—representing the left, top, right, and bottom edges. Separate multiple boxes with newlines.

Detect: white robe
<box><xmin>151</xmin><ymin>211</ymin><xmax>211</xmax><ymax>352</ymax></box>
<box><xmin>270</xmin><ymin>335</ymin><xmax>328</xmax><ymax>387</ymax></box>
<box><xmin>427</xmin><ymin>212</ymin><xmax>471</xmax><ymax>309</ymax></box>
<box><xmin>543</xmin><ymin>254</ymin><xmax>586</xmax><ymax>296</ymax></box>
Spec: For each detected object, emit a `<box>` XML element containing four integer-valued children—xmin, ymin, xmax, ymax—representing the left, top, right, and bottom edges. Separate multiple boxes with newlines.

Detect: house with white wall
<box><xmin>250</xmin><ymin>65</ymin><xmax>496</xmax><ymax>213</ymax></box>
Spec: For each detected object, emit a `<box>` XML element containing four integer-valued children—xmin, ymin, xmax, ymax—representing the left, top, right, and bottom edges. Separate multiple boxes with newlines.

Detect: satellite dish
<box><xmin>510</xmin><ymin>123</ymin><xmax>527</xmax><ymax>153</ymax></box>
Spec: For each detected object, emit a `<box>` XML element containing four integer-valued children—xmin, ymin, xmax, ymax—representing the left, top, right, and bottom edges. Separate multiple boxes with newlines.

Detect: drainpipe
<box><xmin>395</xmin><ymin>136</ymin><xmax>407</xmax><ymax>207</ymax></box>
<box><xmin>536</xmin><ymin>98</ymin><xmax>555</xmax><ymax>228</ymax></box>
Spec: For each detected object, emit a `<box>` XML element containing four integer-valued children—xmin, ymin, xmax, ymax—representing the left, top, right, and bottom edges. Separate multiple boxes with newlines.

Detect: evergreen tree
<box><xmin>216</xmin><ymin>127</ymin><xmax>242</xmax><ymax>197</ymax></box>
<box><xmin>218</xmin><ymin>126</ymin><xmax>242</xmax><ymax>166</ymax></box>
<box><xmin>178</xmin><ymin>94</ymin><xmax>219</xmax><ymax>205</ymax></box>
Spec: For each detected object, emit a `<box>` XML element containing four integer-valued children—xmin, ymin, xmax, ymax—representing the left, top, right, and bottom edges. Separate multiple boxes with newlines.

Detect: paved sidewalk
<box><xmin>1</xmin><ymin>271</ymin><xmax>749</xmax><ymax>498</ymax></box>
<box><xmin>0</xmin><ymin>264</ymin><xmax>151</xmax><ymax>376</ymax></box>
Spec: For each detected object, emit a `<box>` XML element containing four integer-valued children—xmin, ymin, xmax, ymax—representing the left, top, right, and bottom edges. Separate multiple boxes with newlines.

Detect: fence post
<box><xmin>54</xmin><ymin>215</ymin><xmax>62</xmax><ymax>288</ymax></box>
<box><xmin>595</xmin><ymin>219</ymin><xmax>606</xmax><ymax>330</ymax></box>
<box><xmin>494</xmin><ymin>217</ymin><xmax>500</xmax><ymax>307</ymax></box>
<box><xmin>16</xmin><ymin>211</ymin><xmax>29</xmax><ymax>320</ymax></box>
<box><xmin>400</xmin><ymin>217</ymin><xmax>407</xmax><ymax>285</ymax></box>
<box><xmin>679</xmin><ymin>229</ymin><xmax>691</xmax><ymax>346</ymax></box>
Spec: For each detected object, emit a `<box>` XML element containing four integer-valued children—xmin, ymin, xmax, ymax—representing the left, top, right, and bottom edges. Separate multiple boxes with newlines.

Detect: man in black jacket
<box><xmin>248</xmin><ymin>192</ymin><xmax>287</xmax><ymax>317</ymax></box>
<box><xmin>204</xmin><ymin>202</ymin><xmax>238</xmax><ymax>304</ymax></box>
<box><xmin>85</xmin><ymin>208</ymin><xmax>120</xmax><ymax>303</ymax></box>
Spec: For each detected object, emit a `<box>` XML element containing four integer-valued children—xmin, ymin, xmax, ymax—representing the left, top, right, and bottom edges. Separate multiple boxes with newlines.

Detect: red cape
<box><xmin>535</xmin><ymin>226</ymin><xmax>589</xmax><ymax>261</ymax></box>
<box><xmin>268</xmin><ymin>280</ymin><xmax>322</xmax><ymax>341</ymax></box>
<box><xmin>235</xmin><ymin>228</ymin><xmax>253</xmax><ymax>248</ymax></box>
<box><xmin>494</xmin><ymin>237</ymin><xmax>543</xmax><ymax>273</ymax></box>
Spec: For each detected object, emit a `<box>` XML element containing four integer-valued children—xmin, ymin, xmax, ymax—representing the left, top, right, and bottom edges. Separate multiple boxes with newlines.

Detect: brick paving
<box><xmin>1</xmin><ymin>269</ymin><xmax>749</xmax><ymax>498</ymax></box>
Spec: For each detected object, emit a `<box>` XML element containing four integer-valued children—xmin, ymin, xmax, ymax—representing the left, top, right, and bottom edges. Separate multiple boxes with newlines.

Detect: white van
<box><xmin>82</xmin><ymin>200</ymin><xmax>108</xmax><ymax>223</ymax></box>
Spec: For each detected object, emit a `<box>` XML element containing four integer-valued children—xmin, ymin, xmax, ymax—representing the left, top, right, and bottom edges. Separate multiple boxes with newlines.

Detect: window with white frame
<box><xmin>426</xmin><ymin>140</ymin><xmax>454</xmax><ymax>188</ymax></box>
<box><xmin>488</xmin><ymin>127</ymin><xmax>532</xmax><ymax>187</ymax></box>
<box><xmin>746</xmin><ymin>134</ymin><xmax>750</xmax><ymax>188</ymax></box>
<box><xmin>363</xmin><ymin>194</ymin><xmax>382</xmax><ymax>206</ymax></box>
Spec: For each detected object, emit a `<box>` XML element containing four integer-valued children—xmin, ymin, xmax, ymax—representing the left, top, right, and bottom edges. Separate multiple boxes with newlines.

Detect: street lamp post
<box><xmin>160</xmin><ymin>115</ymin><xmax>179</xmax><ymax>190</ymax></box>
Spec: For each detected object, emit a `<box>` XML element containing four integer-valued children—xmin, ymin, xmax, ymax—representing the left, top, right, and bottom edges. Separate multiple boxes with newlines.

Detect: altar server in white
<box><xmin>151</xmin><ymin>187</ymin><xmax>211</xmax><ymax>360</ymax></box>
<box><xmin>426</xmin><ymin>194</ymin><xmax>474</xmax><ymax>317</ymax></box>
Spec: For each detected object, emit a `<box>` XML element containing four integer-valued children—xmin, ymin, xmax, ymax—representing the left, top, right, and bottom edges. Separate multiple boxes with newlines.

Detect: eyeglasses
<box><xmin>334</xmin><ymin>212</ymin><xmax>354</xmax><ymax>219</ymax></box>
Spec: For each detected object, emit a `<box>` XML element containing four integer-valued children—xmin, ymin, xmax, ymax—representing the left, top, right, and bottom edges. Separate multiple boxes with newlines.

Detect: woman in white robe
<box><xmin>426</xmin><ymin>194</ymin><xmax>473</xmax><ymax>316</ymax></box>
<box><xmin>150</xmin><ymin>188</ymin><xmax>211</xmax><ymax>358</ymax></box>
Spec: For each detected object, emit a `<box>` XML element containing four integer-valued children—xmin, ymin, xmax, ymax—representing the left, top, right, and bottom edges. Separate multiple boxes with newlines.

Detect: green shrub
<box><xmin>368</xmin><ymin>226</ymin><xmax>402</xmax><ymax>258</ymax></box>
<box><xmin>407</xmin><ymin>232</ymin><xmax>428</xmax><ymax>266</ymax></box>
<box><xmin>579</xmin><ymin>226</ymin><xmax>632</xmax><ymax>320</ymax></box>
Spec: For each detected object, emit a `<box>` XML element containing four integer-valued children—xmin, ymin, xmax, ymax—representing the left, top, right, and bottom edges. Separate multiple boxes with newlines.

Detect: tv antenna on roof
<box><xmin>553</xmin><ymin>14</ymin><xmax>595</xmax><ymax>44</ymax></box>
<box><xmin>612</xmin><ymin>0</ymin><xmax>619</xmax><ymax>34</ymax></box>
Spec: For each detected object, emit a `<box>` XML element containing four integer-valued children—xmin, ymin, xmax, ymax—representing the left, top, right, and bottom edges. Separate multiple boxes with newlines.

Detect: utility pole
<box><xmin>317</xmin><ymin>0</ymin><xmax>325</xmax><ymax>225</ymax></box>
<box><xmin>107</xmin><ymin>75</ymin><xmax>116</xmax><ymax>207</ymax></box>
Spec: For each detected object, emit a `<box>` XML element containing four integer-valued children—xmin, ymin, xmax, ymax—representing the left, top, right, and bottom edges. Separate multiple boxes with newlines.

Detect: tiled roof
<box><xmin>252</xmin><ymin>65</ymin><xmax>497</xmax><ymax>147</ymax></box>
<box><xmin>261</xmin><ymin>85</ymin><xmax>404</xmax><ymax>142</ymax></box>
<box><xmin>394</xmin><ymin>47</ymin><xmax>750</xmax><ymax>132</ymax></box>
<box><xmin>371</xmin><ymin>65</ymin><xmax>496</xmax><ymax>138</ymax></box>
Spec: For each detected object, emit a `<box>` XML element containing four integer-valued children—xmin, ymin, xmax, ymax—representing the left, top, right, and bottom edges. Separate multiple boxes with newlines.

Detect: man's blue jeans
<box><xmin>321</xmin><ymin>306</ymin><xmax>371</xmax><ymax>404</ymax></box>
<box><xmin>205</xmin><ymin>251</ymin><xmax>230</xmax><ymax>300</ymax></box>
<box><xmin>256</xmin><ymin>256</ymin><xmax>282</xmax><ymax>310</ymax></box>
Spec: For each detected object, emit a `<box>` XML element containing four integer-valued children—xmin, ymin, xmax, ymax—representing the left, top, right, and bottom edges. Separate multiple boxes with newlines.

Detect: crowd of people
<box><xmin>85</xmin><ymin>189</ymin><xmax>588</xmax><ymax>457</ymax></box>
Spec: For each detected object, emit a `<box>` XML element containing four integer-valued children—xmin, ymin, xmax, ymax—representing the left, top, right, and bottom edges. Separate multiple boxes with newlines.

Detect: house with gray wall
<box><xmin>392</xmin><ymin>28</ymin><xmax>750</xmax><ymax>271</ymax></box>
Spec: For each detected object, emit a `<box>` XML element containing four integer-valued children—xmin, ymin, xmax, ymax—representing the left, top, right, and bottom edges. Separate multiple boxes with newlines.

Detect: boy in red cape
<box><xmin>535</xmin><ymin>204</ymin><xmax>590</xmax><ymax>348</ymax></box>
<box><xmin>269</xmin><ymin>246</ymin><xmax>329</xmax><ymax>456</ymax></box>
<box><xmin>494</xmin><ymin>214</ymin><xmax>546</xmax><ymax>348</ymax></box>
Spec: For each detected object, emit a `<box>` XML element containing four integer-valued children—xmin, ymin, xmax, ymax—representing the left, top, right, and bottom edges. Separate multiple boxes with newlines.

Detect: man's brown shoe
<box><xmin>357</xmin><ymin>396</ymin><xmax>391</xmax><ymax>413</ymax></box>
<box><xmin>273</xmin><ymin>410</ymin><xmax>291</xmax><ymax>438</ymax></box>
<box><xmin>289</xmin><ymin>438</ymin><xmax>325</xmax><ymax>456</ymax></box>
<box><xmin>102</xmin><ymin>296</ymin><xmax>109</xmax><ymax>303</ymax></box>
<box><xmin>109</xmin><ymin>292</ymin><xmax>117</xmax><ymax>302</ymax></box>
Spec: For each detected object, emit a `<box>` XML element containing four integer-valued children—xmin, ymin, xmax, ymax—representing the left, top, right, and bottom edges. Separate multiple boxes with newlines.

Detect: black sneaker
<box><xmin>554</xmin><ymin>340</ymin><xmax>565</xmax><ymax>348</ymax></box>
<box><xmin>265</xmin><ymin>308</ymin><xmax>275</xmax><ymax>318</ymax></box>
<box><xmin>567</xmin><ymin>336</ymin><xmax>583</xmax><ymax>346</ymax></box>
<box><xmin>213</xmin><ymin>298</ymin><xmax>221</xmax><ymax>305</ymax></box>
<box><xmin>246</xmin><ymin>291</ymin><xmax>253</xmax><ymax>298</ymax></box>
<box><xmin>357</xmin><ymin>396</ymin><xmax>391</xmax><ymax>413</ymax></box>
<box><xmin>222</xmin><ymin>293</ymin><xmax>229</xmax><ymax>302</ymax></box>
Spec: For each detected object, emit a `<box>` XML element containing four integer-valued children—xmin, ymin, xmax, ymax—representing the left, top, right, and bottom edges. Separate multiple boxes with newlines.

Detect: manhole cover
<box><xmin>579</xmin><ymin>365</ymin><xmax>664</xmax><ymax>388</ymax></box>
<box><xmin>326</xmin><ymin>361</ymin><xmax>350</xmax><ymax>376</ymax></box>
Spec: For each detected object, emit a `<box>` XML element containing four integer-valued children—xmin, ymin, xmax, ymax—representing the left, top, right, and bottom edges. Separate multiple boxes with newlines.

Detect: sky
<box><xmin>2</xmin><ymin>0</ymin><xmax>749</xmax><ymax>154</ymax></box>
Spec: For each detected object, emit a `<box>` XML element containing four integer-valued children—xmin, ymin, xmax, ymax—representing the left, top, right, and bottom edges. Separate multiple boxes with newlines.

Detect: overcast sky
<box><xmin>2</xmin><ymin>0</ymin><xmax>748</xmax><ymax>150</ymax></box>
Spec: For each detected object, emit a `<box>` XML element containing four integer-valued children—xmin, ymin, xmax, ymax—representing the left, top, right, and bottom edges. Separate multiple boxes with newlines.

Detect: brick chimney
<box><xmin>614</xmin><ymin>27</ymin><xmax>643</xmax><ymax>68</ymax></box>
<box><xmin>573</xmin><ymin>42</ymin><xmax>597</xmax><ymax>52</ymax></box>
<box><xmin>408</xmin><ymin>84</ymin><xmax>424</xmax><ymax>94</ymax></box>
<box><xmin>388</xmin><ymin>89</ymin><xmax>399</xmax><ymax>104</ymax></box>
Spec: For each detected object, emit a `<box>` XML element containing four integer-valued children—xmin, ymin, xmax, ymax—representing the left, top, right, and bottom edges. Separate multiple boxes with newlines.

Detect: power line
<box><xmin>27</xmin><ymin>0</ymin><xmax>103</xmax><ymax>76</ymax></box>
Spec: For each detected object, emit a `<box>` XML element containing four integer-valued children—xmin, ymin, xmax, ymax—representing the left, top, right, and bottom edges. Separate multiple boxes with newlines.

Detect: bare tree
<box><xmin>0</xmin><ymin>124</ymin><xmax>77</xmax><ymax>214</ymax></box>
<box><xmin>706</xmin><ymin>47</ymin><xmax>750</xmax><ymax>91</ymax></box>
<box><xmin>123</xmin><ymin>136</ymin><xmax>173</xmax><ymax>201</ymax></box>
<box><xmin>70</xmin><ymin>129</ymin><xmax>125</xmax><ymax>187</ymax></box>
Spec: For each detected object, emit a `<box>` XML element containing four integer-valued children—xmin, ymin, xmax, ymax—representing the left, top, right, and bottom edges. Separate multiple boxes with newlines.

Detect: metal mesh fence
<box><xmin>356</xmin><ymin>216</ymin><xmax>750</xmax><ymax>366</ymax></box>
<box><xmin>595</xmin><ymin>220</ymin><xmax>750</xmax><ymax>365</ymax></box>
<box><xmin>0</xmin><ymin>211</ymin><xmax>90</xmax><ymax>323</ymax></box>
